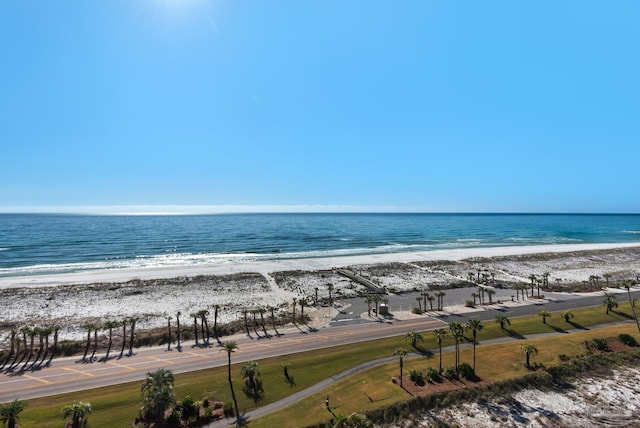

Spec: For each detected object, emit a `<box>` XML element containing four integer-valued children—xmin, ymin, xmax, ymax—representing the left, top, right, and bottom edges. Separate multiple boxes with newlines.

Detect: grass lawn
<box><xmin>253</xmin><ymin>323</ymin><xmax>640</xmax><ymax>428</ymax></box>
<box><xmin>12</xmin><ymin>301</ymin><xmax>639</xmax><ymax>427</ymax></box>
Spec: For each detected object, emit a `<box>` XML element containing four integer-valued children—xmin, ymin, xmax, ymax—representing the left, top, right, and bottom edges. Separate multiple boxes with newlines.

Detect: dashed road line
<box><xmin>62</xmin><ymin>367</ymin><xmax>96</xmax><ymax>378</ymax></box>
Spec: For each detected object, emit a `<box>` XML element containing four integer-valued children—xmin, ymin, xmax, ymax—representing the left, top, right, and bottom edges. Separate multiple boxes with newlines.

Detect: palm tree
<box><xmin>561</xmin><ymin>310</ymin><xmax>574</xmax><ymax>322</ymax></box>
<box><xmin>241</xmin><ymin>360</ymin><xmax>264</xmax><ymax>403</ymax></box>
<box><xmin>435</xmin><ymin>291</ymin><xmax>446</xmax><ymax>311</ymax></box>
<box><xmin>82</xmin><ymin>322</ymin><xmax>95</xmax><ymax>362</ymax></box>
<box><xmin>299</xmin><ymin>298</ymin><xmax>307</xmax><ymax>320</ymax></box>
<box><xmin>603</xmin><ymin>292</ymin><xmax>618</xmax><ymax>314</ymax></box>
<box><xmin>495</xmin><ymin>314</ymin><xmax>510</xmax><ymax>330</ymax></box>
<box><xmin>37</xmin><ymin>325</ymin><xmax>54</xmax><ymax>367</ymax></box>
<box><xmin>0</xmin><ymin>399</ymin><xmax>25</xmax><ymax>428</ymax></box>
<box><xmin>175</xmin><ymin>311</ymin><xmax>182</xmax><ymax>350</ymax></box>
<box><xmin>259</xmin><ymin>307</ymin><xmax>269</xmax><ymax>337</ymax></box>
<box><xmin>449</xmin><ymin>321</ymin><xmax>464</xmax><ymax>375</ymax></box>
<box><xmin>212</xmin><ymin>305</ymin><xmax>221</xmax><ymax>345</ymax></box>
<box><xmin>528</xmin><ymin>274</ymin><xmax>538</xmax><ymax>296</ymax></box>
<box><xmin>292</xmin><ymin>298</ymin><xmax>298</xmax><ymax>322</ymax></box>
<box><xmin>165</xmin><ymin>315</ymin><xmax>172</xmax><ymax>351</ymax></box>
<box><xmin>103</xmin><ymin>320</ymin><xmax>120</xmax><ymax>361</ymax></box>
<box><xmin>327</xmin><ymin>283</ymin><xmax>334</xmax><ymax>307</ymax></box>
<box><xmin>29</xmin><ymin>326</ymin><xmax>45</xmax><ymax>369</ymax></box>
<box><xmin>541</xmin><ymin>272</ymin><xmax>550</xmax><ymax>288</ymax></box>
<box><xmin>365</xmin><ymin>295</ymin><xmax>373</xmax><ymax>316</ymax></box>
<box><xmin>23</xmin><ymin>326</ymin><xmax>37</xmax><ymax>369</ymax></box>
<box><xmin>141</xmin><ymin>368</ymin><xmax>175</xmax><ymax>424</ymax></box>
<box><xmin>421</xmin><ymin>291</ymin><xmax>428</xmax><ymax>313</ymax></box>
<box><xmin>427</xmin><ymin>294</ymin><xmax>435</xmax><ymax>311</ymax></box>
<box><xmin>373</xmin><ymin>294</ymin><xmax>381</xmax><ymax>315</ymax></box>
<box><xmin>199</xmin><ymin>309</ymin><xmax>211</xmax><ymax>346</ymax></box>
<box><xmin>466</xmin><ymin>319</ymin><xmax>483</xmax><ymax>372</ymax></box>
<box><xmin>404</xmin><ymin>330</ymin><xmax>423</xmax><ymax>348</ymax></box>
<box><xmin>486</xmin><ymin>289</ymin><xmax>496</xmax><ymax>304</ymax></box>
<box><xmin>393</xmin><ymin>348</ymin><xmax>407</xmax><ymax>388</ymax></box>
<box><xmin>268</xmin><ymin>306</ymin><xmax>280</xmax><ymax>336</ymax></box>
<box><xmin>471</xmin><ymin>292</ymin><xmax>479</xmax><ymax>306</ymax></box>
<box><xmin>118</xmin><ymin>318</ymin><xmax>127</xmax><ymax>359</ymax></box>
<box><xmin>622</xmin><ymin>280</ymin><xmax>640</xmax><ymax>333</ymax></box>
<box><xmin>251</xmin><ymin>309</ymin><xmax>261</xmax><ymax>337</ymax></box>
<box><xmin>521</xmin><ymin>343</ymin><xmax>538</xmax><ymax>369</ymax></box>
<box><xmin>222</xmin><ymin>341</ymin><xmax>241</xmax><ymax>423</ymax></box>
<box><xmin>89</xmin><ymin>324</ymin><xmax>100</xmax><ymax>362</ymax></box>
<box><xmin>61</xmin><ymin>400</ymin><xmax>92</xmax><ymax>428</ymax></box>
<box><xmin>128</xmin><ymin>316</ymin><xmax>139</xmax><ymax>357</ymax></box>
<box><xmin>191</xmin><ymin>312</ymin><xmax>200</xmax><ymax>347</ymax></box>
<box><xmin>46</xmin><ymin>324</ymin><xmax>60</xmax><ymax>366</ymax></box>
<box><xmin>539</xmin><ymin>310</ymin><xmax>551</xmax><ymax>324</ymax></box>
<box><xmin>8</xmin><ymin>329</ymin><xmax>17</xmax><ymax>358</ymax></box>
<box><xmin>432</xmin><ymin>328</ymin><xmax>448</xmax><ymax>373</ymax></box>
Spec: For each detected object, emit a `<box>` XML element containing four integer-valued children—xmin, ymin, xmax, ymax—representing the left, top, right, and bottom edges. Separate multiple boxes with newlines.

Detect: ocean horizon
<box><xmin>1</xmin><ymin>212</ymin><xmax>640</xmax><ymax>278</ymax></box>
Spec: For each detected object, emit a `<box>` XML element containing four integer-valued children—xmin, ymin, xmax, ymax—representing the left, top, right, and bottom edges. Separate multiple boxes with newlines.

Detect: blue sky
<box><xmin>1</xmin><ymin>1</ymin><xmax>638</xmax><ymax>214</ymax></box>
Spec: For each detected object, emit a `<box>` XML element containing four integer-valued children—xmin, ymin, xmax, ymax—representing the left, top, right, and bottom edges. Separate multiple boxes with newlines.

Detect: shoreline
<box><xmin>2</xmin><ymin>242</ymin><xmax>640</xmax><ymax>343</ymax></box>
<box><xmin>1</xmin><ymin>242</ymin><xmax>639</xmax><ymax>288</ymax></box>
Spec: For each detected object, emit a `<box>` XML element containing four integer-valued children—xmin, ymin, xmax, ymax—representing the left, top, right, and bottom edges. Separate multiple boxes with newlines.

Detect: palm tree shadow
<box><xmin>413</xmin><ymin>346</ymin><xmax>433</xmax><ymax>357</ymax></box>
<box><xmin>505</xmin><ymin>328</ymin><xmax>524</xmax><ymax>339</ymax></box>
<box><xmin>547</xmin><ymin>324</ymin><xmax>568</xmax><ymax>334</ymax></box>
<box><xmin>229</xmin><ymin>411</ymin><xmax>250</xmax><ymax>427</ymax></box>
<box><xmin>568</xmin><ymin>320</ymin><xmax>589</xmax><ymax>330</ymax></box>
<box><xmin>611</xmin><ymin>310</ymin><xmax>633</xmax><ymax>320</ymax></box>
<box><xmin>293</xmin><ymin>322</ymin><xmax>308</xmax><ymax>334</ymax></box>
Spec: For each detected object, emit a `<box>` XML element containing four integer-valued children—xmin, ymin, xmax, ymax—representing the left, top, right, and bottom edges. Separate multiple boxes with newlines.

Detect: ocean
<box><xmin>1</xmin><ymin>213</ymin><xmax>639</xmax><ymax>278</ymax></box>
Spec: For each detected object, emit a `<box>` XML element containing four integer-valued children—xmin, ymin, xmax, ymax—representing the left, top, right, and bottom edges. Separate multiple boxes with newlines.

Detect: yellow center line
<box><xmin>107</xmin><ymin>361</ymin><xmax>136</xmax><ymax>371</ymax></box>
<box><xmin>23</xmin><ymin>374</ymin><xmax>52</xmax><ymax>385</ymax></box>
<box><xmin>148</xmin><ymin>356</ymin><xmax>174</xmax><ymax>364</ymax></box>
<box><xmin>62</xmin><ymin>367</ymin><xmax>96</xmax><ymax>378</ymax></box>
<box><xmin>185</xmin><ymin>351</ymin><xmax>209</xmax><ymax>358</ymax></box>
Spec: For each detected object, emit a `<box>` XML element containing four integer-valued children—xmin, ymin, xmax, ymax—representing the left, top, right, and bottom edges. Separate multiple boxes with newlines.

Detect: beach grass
<box><xmin>14</xmin><ymin>302</ymin><xmax>638</xmax><ymax>427</ymax></box>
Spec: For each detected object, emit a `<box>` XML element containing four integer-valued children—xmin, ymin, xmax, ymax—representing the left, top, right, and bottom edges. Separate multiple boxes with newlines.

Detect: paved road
<box><xmin>1</xmin><ymin>287</ymin><xmax>638</xmax><ymax>405</ymax></box>
<box><xmin>0</xmin><ymin>316</ymin><xmax>447</xmax><ymax>403</ymax></box>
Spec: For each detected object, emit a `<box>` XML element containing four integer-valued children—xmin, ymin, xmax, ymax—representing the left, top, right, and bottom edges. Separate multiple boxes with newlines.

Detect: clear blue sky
<box><xmin>1</xmin><ymin>1</ymin><xmax>638</xmax><ymax>213</ymax></box>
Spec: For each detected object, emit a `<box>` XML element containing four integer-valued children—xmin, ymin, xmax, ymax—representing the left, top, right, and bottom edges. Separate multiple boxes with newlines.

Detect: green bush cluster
<box><xmin>618</xmin><ymin>333</ymin><xmax>638</xmax><ymax>347</ymax></box>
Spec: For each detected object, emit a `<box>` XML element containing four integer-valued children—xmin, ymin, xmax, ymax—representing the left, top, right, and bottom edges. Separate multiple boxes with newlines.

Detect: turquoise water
<box><xmin>1</xmin><ymin>213</ymin><xmax>639</xmax><ymax>277</ymax></box>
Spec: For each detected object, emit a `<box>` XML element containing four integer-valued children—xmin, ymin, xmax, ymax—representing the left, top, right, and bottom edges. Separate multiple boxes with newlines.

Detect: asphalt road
<box><xmin>1</xmin><ymin>287</ymin><xmax>638</xmax><ymax>405</ymax></box>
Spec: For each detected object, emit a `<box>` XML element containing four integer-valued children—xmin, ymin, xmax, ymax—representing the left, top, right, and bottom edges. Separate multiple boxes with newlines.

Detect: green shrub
<box><xmin>591</xmin><ymin>337</ymin><xmax>609</xmax><ymax>351</ymax></box>
<box><xmin>465</xmin><ymin>300</ymin><xmax>475</xmax><ymax>308</ymax></box>
<box><xmin>425</xmin><ymin>367</ymin><xmax>440</xmax><ymax>383</ymax></box>
<box><xmin>443</xmin><ymin>366</ymin><xmax>457</xmax><ymax>380</ymax></box>
<box><xmin>618</xmin><ymin>333</ymin><xmax>638</xmax><ymax>347</ymax></box>
<box><xmin>457</xmin><ymin>362</ymin><xmax>475</xmax><ymax>380</ymax></box>
<box><xmin>223</xmin><ymin>401</ymin><xmax>234</xmax><ymax>417</ymax></box>
<box><xmin>558</xmin><ymin>353</ymin><xmax>571</xmax><ymax>362</ymax></box>
<box><xmin>411</xmin><ymin>307</ymin><xmax>423</xmax><ymax>315</ymax></box>
<box><xmin>167</xmin><ymin>410</ymin><xmax>181</xmax><ymax>428</ymax></box>
<box><xmin>409</xmin><ymin>369</ymin><xmax>425</xmax><ymax>386</ymax></box>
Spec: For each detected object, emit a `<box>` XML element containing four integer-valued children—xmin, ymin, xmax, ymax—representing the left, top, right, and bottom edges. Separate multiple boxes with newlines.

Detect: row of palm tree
<box><xmin>410</xmin><ymin>290</ymin><xmax>446</xmax><ymax>313</ymax></box>
<box><xmin>80</xmin><ymin>316</ymin><xmax>140</xmax><ymax>363</ymax></box>
<box><xmin>1</xmin><ymin>324</ymin><xmax>60</xmax><ymax>373</ymax></box>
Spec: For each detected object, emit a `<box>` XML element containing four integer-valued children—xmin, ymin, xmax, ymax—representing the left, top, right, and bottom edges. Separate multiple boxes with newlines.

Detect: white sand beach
<box><xmin>1</xmin><ymin>243</ymin><xmax>639</xmax><ymax>343</ymax></box>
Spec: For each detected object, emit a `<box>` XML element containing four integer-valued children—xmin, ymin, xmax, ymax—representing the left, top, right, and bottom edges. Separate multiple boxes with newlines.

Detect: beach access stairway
<box><xmin>335</xmin><ymin>269</ymin><xmax>385</xmax><ymax>294</ymax></box>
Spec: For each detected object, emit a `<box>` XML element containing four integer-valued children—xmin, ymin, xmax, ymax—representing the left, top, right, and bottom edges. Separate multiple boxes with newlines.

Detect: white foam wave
<box><xmin>622</xmin><ymin>230</ymin><xmax>640</xmax><ymax>234</ymax></box>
